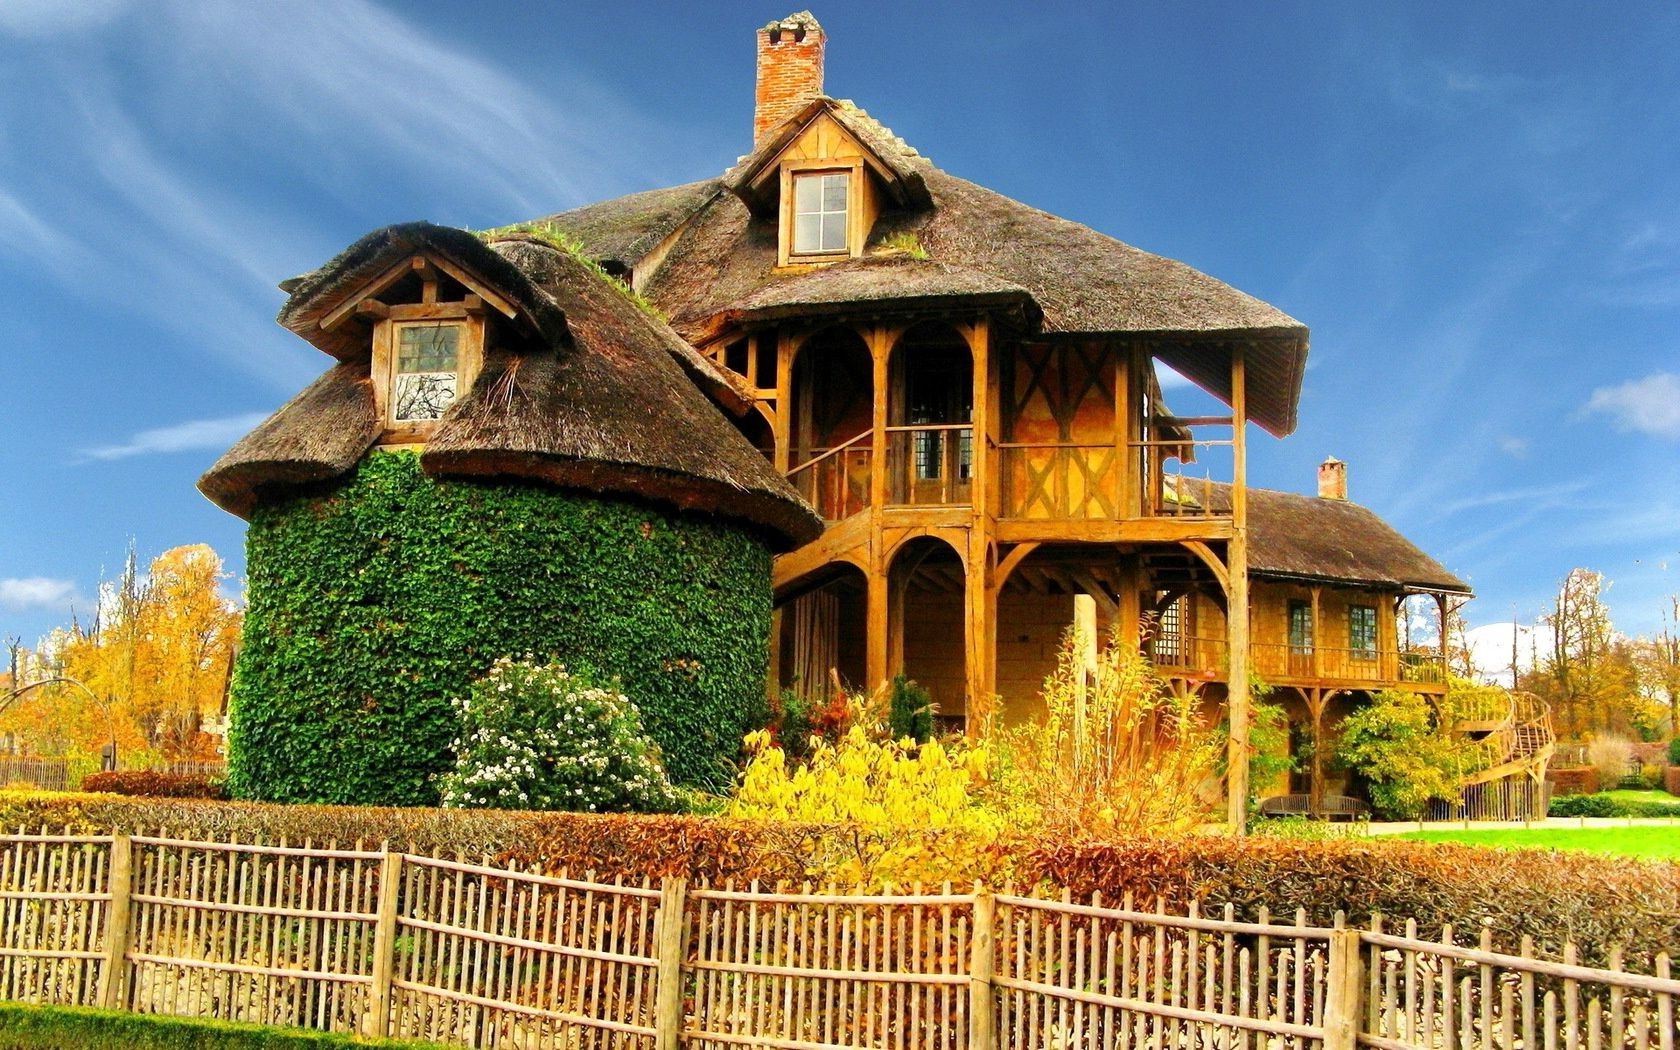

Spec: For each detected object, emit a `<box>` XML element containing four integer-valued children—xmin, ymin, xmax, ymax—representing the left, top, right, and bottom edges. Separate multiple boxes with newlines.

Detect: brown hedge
<box><xmin>3</xmin><ymin>791</ymin><xmax>1672</xmax><ymax>967</ymax></box>
<box><xmin>79</xmin><ymin>772</ymin><xmax>226</xmax><ymax>800</ymax></box>
<box><xmin>1546</xmin><ymin>766</ymin><xmax>1596</xmax><ymax>796</ymax></box>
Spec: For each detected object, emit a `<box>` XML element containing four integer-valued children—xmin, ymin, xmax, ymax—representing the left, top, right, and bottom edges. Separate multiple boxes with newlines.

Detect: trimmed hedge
<box><xmin>7</xmin><ymin>790</ymin><xmax>1676</xmax><ymax>967</ymax></box>
<box><xmin>80</xmin><ymin>771</ymin><xmax>225</xmax><ymax>799</ymax></box>
<box><xmin>1546</xmin><ymin>766</ymin><xmax>1595</xmax><ymax>797</ymax></box>
<box><xmin>230</xmin><ymin>452</ymin><xmax>772</xmax><ymax>804</ymax></box>
<box><xmin>1548</xmin><ymin>791</ymin><xmax>1680</xmax><ymax>818</ymax></box>
<box><xmin>0</xmin><ymin>1003</ymin><xmax>441</xmax><ymax>1049</ymax></box>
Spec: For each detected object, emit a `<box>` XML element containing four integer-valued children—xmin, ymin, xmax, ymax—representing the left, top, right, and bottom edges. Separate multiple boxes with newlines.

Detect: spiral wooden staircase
<box><xmin>1434</xmin><ymin>690</ymin><xmax>1556</xmax><ymax>821</ymax></box>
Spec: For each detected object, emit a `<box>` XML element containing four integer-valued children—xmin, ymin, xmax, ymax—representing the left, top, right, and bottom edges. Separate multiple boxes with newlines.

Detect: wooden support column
<box><xmin>1116</xmin><ymin>343</ymin><xmax>1138</xmax><ymax>518</ymax></box>
<box><xmin>1305</xmin><ymin>687</ymin><xmax>1326</xmax><ymax>819</ymax></box>
<box><xmin>772</xmin><ymin>329</ymin><xmax>796</xmax><ymax>474</ymax></box>
<box><xmin>867</xmin><ymin>564</ymin><xmax>890</xmax><ymax>692</ymax></box>
<box><xmin>866</xmin><ymin>327</ymin><xmax>895</xmax><ymax>692</ymax></box>
<box><xmin>1310</xmin><ymin>585</ymin><xmax>1323</xmax><ymax>679</ymax></box>
<box><xmin>1226</xmin><ymin>347</ymin><xmax>1251</xmax><ymax>834</ymax></box>
<box><xmin>966</xmin><ymin>317</ymin><xmax>996</xmax><ymax>725</ymax></box>
<box><xmin>1435</xmin><ymin>591</ymin><xmax>1451</xmax><ymax>678</ymax></box>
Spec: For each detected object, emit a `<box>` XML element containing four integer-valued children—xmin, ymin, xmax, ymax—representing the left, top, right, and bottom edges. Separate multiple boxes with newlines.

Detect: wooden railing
<box><xmin>885</xmin><ymin>423</ymin><xmax>972</xmax><ymax>507</ymax></box>
<box><xmin>788</xmin><ymin>431</ymin><xmax>874</xmax><ymax>521</ymax></box>
<box><xmin>1</xmin><ymin>831</ymin><xmax>1672</xmax><ymax>1049</ymax></box>
<box><xmin>1151</xmin><ymin>636</ymin><xmax>1448</xmax><ymax>686</ymax></box>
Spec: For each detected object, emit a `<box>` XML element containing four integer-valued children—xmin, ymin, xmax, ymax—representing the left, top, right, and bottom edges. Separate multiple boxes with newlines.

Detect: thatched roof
<box><xmin>618</xmin><ymin>161</ymin><xmax>1307</xmax><ymax>436</ymax></box>
<box><xmin>200</xmin><ymin>223</ymin><xmax>822</xmax><ymax>551</ymax></box>
<box><xmin>198</xmin><ymin>362</ymin><xmax>381</xmax><ymax>519</ymax></box>
<box><xmin>527</xmin><ymin>179</ymin><xmax>724</xmax><ymax>270</ymax></box>
<box><xmin>276</xmin><ymin>223</ymin><xmax>570</xmax><ymax>361</ymax></box>
<box><xmin>423</xmin><ymin>236</ymin><xmax>821</xmax><ymax>547</ymax></box>
<box><xmin>1188</xmin><ymin>480</ymin><xmax>1469</xmax><ymax>594</ymax></box>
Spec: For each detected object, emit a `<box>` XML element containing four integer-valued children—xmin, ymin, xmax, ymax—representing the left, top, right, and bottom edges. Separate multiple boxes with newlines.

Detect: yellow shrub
<box><xmin>729</xmin><ymin>726</ymin><xmax>1001</xmax><ymax>884</ymax></box>
<box><xmin>988</xmin><ymin>626</ymin><xmax>1217</xmax><ymax>837</ymax></box>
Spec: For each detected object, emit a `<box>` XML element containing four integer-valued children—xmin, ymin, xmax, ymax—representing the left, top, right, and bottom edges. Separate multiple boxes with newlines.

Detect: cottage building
<box><xmin>203</xmin><ymin>13</ymin><xmax>1545</xmax><ymax>820</ymax></box>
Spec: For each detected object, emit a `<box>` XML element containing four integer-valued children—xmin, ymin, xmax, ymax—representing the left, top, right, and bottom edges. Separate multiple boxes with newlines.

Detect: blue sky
<box><xmin>1</xmin><ymin>1</ymin><xmax>1677</xmax><ymax>648</ymax></box>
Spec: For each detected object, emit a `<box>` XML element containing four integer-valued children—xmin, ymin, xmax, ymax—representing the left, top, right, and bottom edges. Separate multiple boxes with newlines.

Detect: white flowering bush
<box><xmin>438</xmin><ymin>657</ymin><xmax>682</xmax><ymax>813</ymax></box>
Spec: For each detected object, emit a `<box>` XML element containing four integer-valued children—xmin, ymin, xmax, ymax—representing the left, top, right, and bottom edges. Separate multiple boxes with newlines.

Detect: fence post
<box><xmin>366</xmin><ymin>849</ymin><xmax>403</xmax><ymax>1039</ymax></box>
<box><xmin>95</xmin><ymin>833</ymin><xmax>134</xmax><ymax>1010</ymax></box>
<box><xmin>1324</xmin><ymin>929</ymin><xmax>1364</xmax><ymax>1050</ymax></box>
<box><xmin>654</xmin><ymin>877</ymin><xmax>689</xmax><ymax>1050</ymax></box>
<box><xmin>968</xmin><ymin>892</ymin><xmax>996</xmax><ymax>1050</ymax></box>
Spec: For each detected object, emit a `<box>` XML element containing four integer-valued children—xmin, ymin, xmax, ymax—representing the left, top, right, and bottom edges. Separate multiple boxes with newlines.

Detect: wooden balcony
<box><xmin>790</xmin><ymin>427</ymin><xmax>1237</xmax><ymax>549</ymax></box>
<box><xmin>1151</xmin><ymin>635</ymin><xmax>1449</xmax><ymax>693</ymax></box>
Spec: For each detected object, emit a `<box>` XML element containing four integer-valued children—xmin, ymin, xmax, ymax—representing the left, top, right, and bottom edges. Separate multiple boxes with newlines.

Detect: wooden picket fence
<box><xmin>0</xmin><ymin>831</ymin><xmax>1673</xmax><ymax>1049</ymax></box>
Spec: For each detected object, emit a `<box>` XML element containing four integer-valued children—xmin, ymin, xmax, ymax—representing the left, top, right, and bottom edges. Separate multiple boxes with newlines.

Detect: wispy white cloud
<box><xmin>0</xmin><ymin>0</ymin><xmax>691</xmax><ymax>393</ymax></box>
<box><xmin>1583</xmin><ymin>372</ymin><xmax>1680</xmax><ymax>439</ymax></box>
<box><xmin>0</xmin><ymin>578</ymin><xmax>77</xmax><ymax>612</ymax></box>
<box><xmin>81</xmin><ymin>413</ymin><xmax>268</xmax><ymax>461</ymax></box>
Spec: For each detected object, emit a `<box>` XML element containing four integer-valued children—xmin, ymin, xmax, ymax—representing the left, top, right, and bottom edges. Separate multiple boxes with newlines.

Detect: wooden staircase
<box><xmin>1438</xmin><ymin>690</ymin><xmax>1555</xmax><ymax>820</ymax></box>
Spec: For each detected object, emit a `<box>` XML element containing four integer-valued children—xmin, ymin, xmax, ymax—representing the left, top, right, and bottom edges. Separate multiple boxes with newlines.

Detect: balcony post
<box><xmin>1226</xmin><ymin>347</ymin><xmax>1250</xmax><ymax>834</ymax></box>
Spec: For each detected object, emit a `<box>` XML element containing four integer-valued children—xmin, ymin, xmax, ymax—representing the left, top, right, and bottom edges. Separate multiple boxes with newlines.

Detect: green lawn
<box><xmin>1602</xmin><ymin>789</ymin><xmax>1676</xmax><ymax>804</ymax></box>
<box><xmin>1399</xmin><ymin>825</ymin><xmax>1680</xmax><ymax>860</ymax></box>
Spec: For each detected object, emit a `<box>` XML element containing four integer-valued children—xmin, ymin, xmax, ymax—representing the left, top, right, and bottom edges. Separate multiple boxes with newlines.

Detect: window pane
<box><xmin>393</xmin><ymin>371</ymin><xmax>458</xmax><ymax>422</ymax></box>
<box><xmin>794</xmin><ymin>213</ymin><xmax>822</xmax><ymax>253</ymax></box>
<box><xmin>795</xmin><ymin>174</ymin><xmax>821</xmax><ymax>213</ymax></box>
<box><xmin>398</xmin><ymin>325</ymin><xmax>459</xmax><ymax>373</ymax></box>
<box><xmin>819</xmin><ymin>212</ymin><xmax>846</xmax><ymax>251</ymax></box>
<box><xmin>822</xmin><ymin>172</ymin><xmax>849</xmax><ymax>211</ymax></box>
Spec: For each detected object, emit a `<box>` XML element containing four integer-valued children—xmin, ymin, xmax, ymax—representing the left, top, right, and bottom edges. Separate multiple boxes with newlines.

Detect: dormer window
<box><xmin>392</xmin><ymin>322</ymin><xmax>462</xmax><ymax>423</ymax></box>
<box><xmin>792</xmin><ymin>171</ymin><xmax>849</xmax><ymax>255</ymax></box>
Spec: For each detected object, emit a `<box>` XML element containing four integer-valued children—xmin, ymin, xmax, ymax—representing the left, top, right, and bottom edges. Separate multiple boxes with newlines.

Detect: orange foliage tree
<box><xmin>2</xmin><ymin>545</ymin><xmax>241</xmax><ymax>764</ymax></box>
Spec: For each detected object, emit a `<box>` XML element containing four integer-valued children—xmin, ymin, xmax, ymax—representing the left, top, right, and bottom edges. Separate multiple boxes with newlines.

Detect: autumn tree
<box><xmin>1534</xmin><ymin>569</ymin><xmax>1637</xmax><ymax>738</ymax></box>
<box><xmin>1632</xmin><ymin>595</ymin><xmax>1680</xmax><ymax>739</ymax></box>
<box><xmin>1</xmin><ymin>544</ymin><xmax>241</xmax><ymax>763</ymax></box>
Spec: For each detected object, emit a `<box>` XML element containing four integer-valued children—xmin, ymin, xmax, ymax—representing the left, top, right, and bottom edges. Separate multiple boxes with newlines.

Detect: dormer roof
<box><xmin>722</xmin><ymin>96</ymin><xmax>934</xmax><ymax>217</ymax></box>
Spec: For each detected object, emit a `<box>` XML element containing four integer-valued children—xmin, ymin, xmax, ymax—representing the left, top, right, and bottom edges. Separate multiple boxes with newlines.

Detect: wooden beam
<box><xmin>1226</xmin><ymin>346</ymin><xmax>1250</xmax><ymax>834</ymax></box>
<box><xmin>995</xmin><ymin>518</ymin><xmax>1233</xmax><ymax>544</ymax></box>
<box><xmin>1181</xmin><ymin>540</ymin><xmax>1231</xmax><ymax>595</ymax></box>
<box><xmin>354</xmin><ymin>299</ymin><xmax>389</xmax><ymax>321</ymax></box>
<box><xmin>319</xmin><ymin>254</ymin><xmax>421</xmax><ymax>331</ymax></box>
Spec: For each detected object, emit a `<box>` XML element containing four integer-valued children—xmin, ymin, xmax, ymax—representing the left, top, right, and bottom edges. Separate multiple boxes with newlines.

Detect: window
<box><xmin>1349</xmin><ymin>604</ymin><xmax>1378</xmax><ymax>659</ymax></box>
<box><xmin>792</xmin><ymin>171</ymin><xmax>849</xmax><ymax>255</ymax></box>
<box><xmin>1153</xmin><ymin>595</ymin><xmax>1185</xmax><ymax>664</ymax></box>
<box><xmin>391</xmin><ymin>322</ymin><xmax>462</xmax><ymax>424</ymax></box>
<box><xmin>1288</xmin><ymin>600</ymin><xmax>1314</xmax><ymax>655</ymax></box>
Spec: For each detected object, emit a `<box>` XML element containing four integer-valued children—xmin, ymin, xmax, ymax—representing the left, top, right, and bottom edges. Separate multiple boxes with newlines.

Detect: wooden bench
<box><xmin>1257</xmin><ymin>793</ymin><xmax>1370</xmax><ymax>821</ymax></box>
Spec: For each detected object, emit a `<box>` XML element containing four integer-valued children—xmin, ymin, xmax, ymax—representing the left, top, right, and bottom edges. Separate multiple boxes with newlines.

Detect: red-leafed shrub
<box><xmin>1546</xmin><ymin>766</ymin><xmax>1595</xmax><ymax>796</ymax></box>
<box><xmin>80</xmin><ymin>771</ymin><xmax>226</xmax><ymax>800</ymax></box>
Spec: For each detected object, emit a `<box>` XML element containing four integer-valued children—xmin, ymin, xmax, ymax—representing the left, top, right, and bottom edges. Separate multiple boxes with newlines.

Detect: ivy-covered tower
<box><xmin>199</xmin><ymin>223</ymin><xmax>821</xmax><ymax>804</ymax></box>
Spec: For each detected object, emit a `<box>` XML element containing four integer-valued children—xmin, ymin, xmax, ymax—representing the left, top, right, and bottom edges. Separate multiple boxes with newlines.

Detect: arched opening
<box><xmin>888</xmin><ymin>536</ymin><xmax>968</xmax><ymax>729</ymax></box>
<box><xmin>776</xmin><ymin>562</ymin><xmax>869</xmax><ymax>707</ymax></box>
<box><xmin>789</xmin><ymin>326</ymin><xmax>873</xmax><ymax>519</ymax></box>
<box><xmin>888</xmin><ymin>323</ymin><xmax>972</xmax><ymax>506</ymax></box>
<box><xmin>991</xmin><ymin>543</ymin><xmax>1133</xmax><ymax>726</ymax></box>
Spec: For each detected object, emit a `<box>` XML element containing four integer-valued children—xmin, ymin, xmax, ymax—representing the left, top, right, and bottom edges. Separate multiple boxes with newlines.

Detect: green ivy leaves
<box><xmin>227</xmin><ymin>452</ymin><xmax>771</xmax><ymax>805</ymax></box>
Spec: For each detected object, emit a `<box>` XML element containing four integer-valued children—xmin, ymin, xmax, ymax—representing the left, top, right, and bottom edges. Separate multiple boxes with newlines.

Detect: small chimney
<box><xmin>1317</xmin><ymin>456</ymin><xmax>1347</xmax><ymax>501</ymax></box>
<box><xmin>755</xmin><ymin>12</ymin><xmax>825</xmax><ymax>146</ymax></box>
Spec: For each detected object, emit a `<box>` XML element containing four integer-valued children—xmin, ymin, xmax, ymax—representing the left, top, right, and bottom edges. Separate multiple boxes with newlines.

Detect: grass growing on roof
<box><xmin>1397</xmin><ymin>825</ymin><xmax>1680</xmax><ymax>860</ymax></box>
<box><xmin>478</xmin><ymin>221</ymin><xmax>667</xmax><ymax>321</ymax></box>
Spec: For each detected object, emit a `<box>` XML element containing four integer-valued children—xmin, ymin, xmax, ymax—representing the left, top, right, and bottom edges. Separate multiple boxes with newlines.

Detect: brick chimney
<box><xmin>755</xmin><ymin>12</ymin><xmax>825</xmax><ymax>146</ymax></box>
<box><xmin>1317</xmin><ymin>456</ymin><xmax>1347</xmax><ymax>501</ymax></box>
